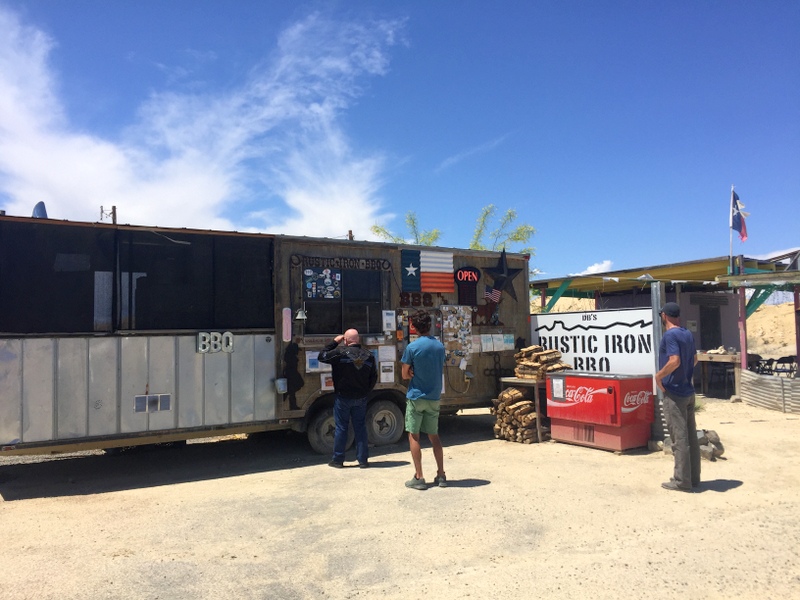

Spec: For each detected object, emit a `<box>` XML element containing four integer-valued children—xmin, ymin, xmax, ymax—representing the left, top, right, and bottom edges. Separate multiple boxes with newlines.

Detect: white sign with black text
<box><xmin>531</xmin><ymin>308</ymin><xmax>655</xmax><ymax>375</ymax></box>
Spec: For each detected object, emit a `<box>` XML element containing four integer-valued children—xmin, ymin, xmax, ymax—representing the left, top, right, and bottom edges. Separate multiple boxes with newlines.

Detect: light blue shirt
<box><xmin>401</xmin><ymin>335</ymin><xmax>446</xmax><ymax>400</ymax></box>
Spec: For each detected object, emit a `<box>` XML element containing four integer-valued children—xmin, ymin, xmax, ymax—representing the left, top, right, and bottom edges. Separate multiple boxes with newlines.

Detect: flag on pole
<box><xmin>730</xmin><ymin>190</ymin><xmax>749</xmax><ymax>242</ymax></box>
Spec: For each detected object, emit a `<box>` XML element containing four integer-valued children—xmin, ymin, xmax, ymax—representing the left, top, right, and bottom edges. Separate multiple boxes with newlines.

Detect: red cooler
<box><xmin>546</xmin><ymin>372</ymin><xmax>654</xmax><ymax>451</ymax></box>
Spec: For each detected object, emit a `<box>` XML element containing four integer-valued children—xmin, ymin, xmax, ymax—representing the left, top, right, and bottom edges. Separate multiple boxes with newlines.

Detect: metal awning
<box><xmin>530</xmin><ymin>254</ymin><xmax>795</xmax><ymax>314</ymax></box>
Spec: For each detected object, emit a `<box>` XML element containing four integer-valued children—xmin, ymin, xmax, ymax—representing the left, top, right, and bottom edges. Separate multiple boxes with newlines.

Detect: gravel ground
<box><xmin>1</xmin><ymin>399</ymin><xmax>798</xmax><ymax>600</ymax></box>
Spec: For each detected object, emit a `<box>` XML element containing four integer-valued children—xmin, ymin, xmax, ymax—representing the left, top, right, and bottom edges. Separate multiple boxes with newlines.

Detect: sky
<box><xmin>0</xmin><ymin>1</ymin><xmax>798</xmax><ymax>280</ymax></box>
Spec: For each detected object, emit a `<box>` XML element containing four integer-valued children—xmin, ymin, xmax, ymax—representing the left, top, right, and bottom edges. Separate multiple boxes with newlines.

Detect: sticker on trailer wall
<box><xmin>304</xmin><ymin>268</ymin><xmax>342</xmax><ymax>300</ymax></box>
<box><xmin>440</xmin><ymin>305</ymin><xmax>473</xmax><ymax>356</ymax></box>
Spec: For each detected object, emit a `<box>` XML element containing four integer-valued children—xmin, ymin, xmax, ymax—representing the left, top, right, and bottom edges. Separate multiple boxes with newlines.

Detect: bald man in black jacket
<box><xmin>318</xmin><ymin>329</ymin><xmax>377</xmax><ymax>468</ymax></box>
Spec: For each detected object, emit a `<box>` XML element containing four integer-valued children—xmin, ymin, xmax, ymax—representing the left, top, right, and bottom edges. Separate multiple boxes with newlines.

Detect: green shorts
<box><xmin>405</xmin><ymin>399</ymin><xmax>440</xmax><ymax>435</ymax></box>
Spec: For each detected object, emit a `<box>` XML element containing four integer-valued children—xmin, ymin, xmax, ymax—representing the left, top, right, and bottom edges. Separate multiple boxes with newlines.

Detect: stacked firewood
<box><xmin>513</xmin><ymin>345</ymin><xmax>571</xmax><ymax>379</ymax></box>
<box><xmin>491</xmin><ymin>387</ymin><xmax>541</xmax><ymax>444</ymax></box>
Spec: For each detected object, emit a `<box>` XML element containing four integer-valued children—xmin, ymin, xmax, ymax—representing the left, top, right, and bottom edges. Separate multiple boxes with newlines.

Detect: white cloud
<box><xmin>435</xmin><ymin>133</ymin><xmax>512</xmax><ymax>173</ymax></box>
<box><xmin>750</xmin><ymin>247</ymin><xmax>800</xmax><ymax>262</ymax></box>
<box><xmin>571</xmin><ymin>260</ymin><xmax>614</xmax><ymax>276</ymax></box>
<box><xmin>0</xmin><ymin>6</ymin><xmax>404</xmax><ymax>237</ymax></box>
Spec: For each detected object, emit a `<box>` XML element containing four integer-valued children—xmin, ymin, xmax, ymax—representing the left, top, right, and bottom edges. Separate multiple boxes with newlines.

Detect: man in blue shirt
<box><xmin>401</xmin><ymin>311</ymin><xmax>446</xmax><ymax>490</ymax></box>
<box><xmin>655</xmin><ymin>302</ymin><xmax>700</xmax><ymax>492</ymax></box>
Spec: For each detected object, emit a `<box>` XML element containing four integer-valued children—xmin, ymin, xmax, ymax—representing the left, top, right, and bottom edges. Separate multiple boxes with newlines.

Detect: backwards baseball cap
<box><xmin>660</xmin><ymin>302</ymin><xmax>680</xmax><ymax>317</ymax></box>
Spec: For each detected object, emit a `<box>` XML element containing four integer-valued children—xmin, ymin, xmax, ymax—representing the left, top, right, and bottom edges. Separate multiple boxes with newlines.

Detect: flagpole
<box><xmin>729</xmin><ymin>185</ymin><xmax>734</xmax><ymax>274</ymax></box>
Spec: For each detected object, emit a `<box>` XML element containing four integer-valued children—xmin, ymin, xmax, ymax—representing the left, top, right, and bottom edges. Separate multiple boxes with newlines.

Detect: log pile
<box><xmin>513</xmin><ymin>345</ymin><xmax>572</xmax><ymax>380</ymax></box>
<box><xmin>491</xmin><ymin>387</ymin><xmax>541</xmax><ymax>444</ymax></box>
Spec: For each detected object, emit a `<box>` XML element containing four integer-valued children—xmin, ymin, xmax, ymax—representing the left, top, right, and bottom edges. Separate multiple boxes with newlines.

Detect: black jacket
<box><xmin>317</xmin><ymin>341</ymin><xmax>378</xmax><ymax>399</ymax></box>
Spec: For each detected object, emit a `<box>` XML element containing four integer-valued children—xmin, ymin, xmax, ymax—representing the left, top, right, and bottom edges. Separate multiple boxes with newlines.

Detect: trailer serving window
<box><xmin>0</xmin><ymin>221</ymin><xmax>115</xmax><ymax>334</ymax></box>
<box><xmin>304</xmin><ymin>269</ymin><xmax>382</xmax><ymax>335</ymax></box>
<box><xmin>119</xmin><ymin>231</ymin><xmax>274</xmax><ymax>331</ymax></box>
<box><xmin>0</xmin><ymin>220</ymin><xmax>274</xmax><ymax>335</ymax></box>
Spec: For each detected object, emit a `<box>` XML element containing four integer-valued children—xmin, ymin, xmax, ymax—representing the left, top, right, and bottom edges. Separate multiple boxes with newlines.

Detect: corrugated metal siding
<box><xmin>787</xmin><ymin>377</ymin><xmax>800</xmax><ymax>414</ymax></box>
<box><xmin>741</xmin><ymin>369</ymin><xmax>799</xmax><ymax>413</ymax></box>
<box><xmin>0</xmin><ymin>334</ymin><xmax>277</xmax><ymax>447</ymax></box>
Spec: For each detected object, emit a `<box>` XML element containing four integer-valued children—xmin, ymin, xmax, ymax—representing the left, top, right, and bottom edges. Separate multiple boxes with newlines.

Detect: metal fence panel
<box><xmin>57</xmin><ymin>338</ymin><xmax>88</xmax><ymax>439</ymax></box>
<box><xmin>22</xmin><ymin>339</ymin><xmax>55</xmax><ymax>443</ymax></box>
<box><xmin>0</xmin><ymin>339</ymin><xmax>22</xmax><ymax>445</ymax></box>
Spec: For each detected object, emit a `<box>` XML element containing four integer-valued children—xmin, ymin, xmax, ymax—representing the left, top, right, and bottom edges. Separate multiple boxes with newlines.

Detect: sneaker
<box><xmin>405</xmin><ymin>476</ymin><xmax>427</xmax><ymax>490</ymax></box>
<box><xmin>661</xmin><ymin>480</ymin><xmax>692</xmax><ymax>493</ymax></box>
<box><xmin>358</xmin><ymin>462</ymin><xmax>369</xmax><ymax>469</ymax></box>
<box><xmin>328</xmin><ymin>461</ymin><xmax>344</xmax><ymax>469</ymax></box>
<box><xmin>433</xmin><ymin>474</ymin><xmax>447</xmax><ymax>488</ymax></box>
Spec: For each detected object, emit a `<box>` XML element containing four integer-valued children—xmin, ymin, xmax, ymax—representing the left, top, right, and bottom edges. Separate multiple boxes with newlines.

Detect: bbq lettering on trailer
<box><xmin>197</xmin><ymin>332</ymin><xmax>235</xmax><ymax>353</ymax></box>
<box><xmin>399</xmin><ymin>292</ymin><xmax>434</xmax><ymax>307</ymax></box>
<box><xmin>291</xmin><ymin>255</ymin><xmax>392</xmax><ymax>271</ymax></box>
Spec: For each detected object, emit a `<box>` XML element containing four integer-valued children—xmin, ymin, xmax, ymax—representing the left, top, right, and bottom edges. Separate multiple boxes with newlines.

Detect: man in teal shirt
<box><xmin>401</xmin><ymin>311</ymin><xmax>446</xmax><ymax>490</ymax></box>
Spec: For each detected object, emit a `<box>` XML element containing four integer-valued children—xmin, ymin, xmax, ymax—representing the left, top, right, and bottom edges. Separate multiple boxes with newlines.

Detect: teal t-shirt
<box><xmin>401</xmin><ymin>335</ymin><xmax>446</xmax><ymax>400</ymax></box>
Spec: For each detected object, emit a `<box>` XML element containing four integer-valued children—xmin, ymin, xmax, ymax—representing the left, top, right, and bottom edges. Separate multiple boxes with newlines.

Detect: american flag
<box><xmin>484</xmin><ymin>285</ymin><xmax>502</xmax><ymax>303</ymax></box>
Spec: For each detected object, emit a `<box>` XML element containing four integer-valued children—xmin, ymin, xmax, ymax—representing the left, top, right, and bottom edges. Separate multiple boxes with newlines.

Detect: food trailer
<box><xmin>0</xmin><ymin>214</ymin><xmax>531</xmax><ymax>456</ymax></box>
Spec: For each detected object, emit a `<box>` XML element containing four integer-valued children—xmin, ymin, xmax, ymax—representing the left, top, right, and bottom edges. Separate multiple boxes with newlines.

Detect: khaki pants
<box><xmin>663</xmin><ymin>391</ymin><xmax>701</xmax><ymax>489</ymax></box>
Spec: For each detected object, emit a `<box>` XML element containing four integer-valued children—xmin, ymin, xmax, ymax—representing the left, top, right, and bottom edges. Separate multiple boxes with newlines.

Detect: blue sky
<box><xmin>0</xmin><ymin>1</ymin><xmax>797</xmax><ymax>279</ymax></box>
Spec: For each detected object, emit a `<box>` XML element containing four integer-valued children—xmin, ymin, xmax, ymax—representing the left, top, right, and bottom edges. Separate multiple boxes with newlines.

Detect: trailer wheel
<box><xmin>307</xmin><ymin>407</ymin><xmax>354</xmax><ymax>455</ymax></box>
<box><xmin>366</xmin><ymin>400</ymin><xmax>404</xmax><ymax>446</ymax></box>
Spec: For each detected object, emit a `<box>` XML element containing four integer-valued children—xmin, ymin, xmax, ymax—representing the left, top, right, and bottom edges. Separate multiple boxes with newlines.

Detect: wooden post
<box><xmin>737</xmin><ymin>256</ymin><xmax>748</xmax><ymax>378</ymax></box>
<box><xmin>534</xmin><ymin>383</ymin><xmax>543</xmax><ymax>443</ymax></box>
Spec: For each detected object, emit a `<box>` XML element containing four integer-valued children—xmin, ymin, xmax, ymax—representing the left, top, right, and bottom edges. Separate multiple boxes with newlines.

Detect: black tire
<box><xmin>366</xmin><ymin>399</ymin><xmax>405</xmax><ymax>446</ymax></box>
<box><xmin>307</xmin><ymin>406</ymin><xmax>354</xmax><ymax>455</ymax></box>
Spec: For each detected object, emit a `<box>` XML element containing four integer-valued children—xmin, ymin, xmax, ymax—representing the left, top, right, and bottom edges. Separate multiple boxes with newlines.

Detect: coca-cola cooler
<box><xmin>546</xmin><ymin>372</ymin><xmax>654</xmax><ymax>451</ymax></box>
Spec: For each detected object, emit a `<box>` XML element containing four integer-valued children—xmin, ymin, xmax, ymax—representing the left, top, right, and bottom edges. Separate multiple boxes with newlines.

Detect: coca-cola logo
<box><xmin>621</xmin><ymin>390</ymin><xmax>652</xmax><ymax>412</ymax></box>
<box><xmin>564</xmin><ymin>386</ymin><xmax>602</xmax><ymax>404</ymax></box>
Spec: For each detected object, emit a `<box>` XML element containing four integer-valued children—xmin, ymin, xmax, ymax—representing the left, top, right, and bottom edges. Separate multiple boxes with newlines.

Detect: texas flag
<box><xmin>730</xmin><ymin>190</ymin><xmax>749</xmax><ymax>242</ymax></box>
<box><xmin>401</xmin><ymin>249</ymin><xmax>454</xmax><ymax>292</ymax></box>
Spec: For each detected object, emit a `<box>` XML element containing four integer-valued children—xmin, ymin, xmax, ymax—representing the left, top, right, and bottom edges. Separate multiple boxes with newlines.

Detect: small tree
<box><xmin>370</xmin><ymin>212</ymin><xmax>441</xmax><ymax>246</ymax></box>
<box><xmin>372</xmin><ymin>205</ymin><xmax>538</xmax><ymax>300</ymax></box>
<box><xmin>371</xmin><ymin>204</ymin><xmax>535</xmax><ymax>256</ymax></box>
<box><xmin>470</xmin><ymin>204</ymin><xmax>535</xmax><ymax>256</ymax></box>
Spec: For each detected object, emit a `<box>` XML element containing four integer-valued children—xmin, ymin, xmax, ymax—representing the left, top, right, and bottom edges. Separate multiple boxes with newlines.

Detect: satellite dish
<box><xmin>32</xmin><ymin>202</ymin><xmax>48</xmax><ymax>219</ymax></box>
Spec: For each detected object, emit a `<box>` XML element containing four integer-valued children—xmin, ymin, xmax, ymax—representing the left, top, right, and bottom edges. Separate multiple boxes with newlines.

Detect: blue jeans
<box><xmin>333</xmin><ymin>396</ymin><xmax>369</xmax><ymax>465</ymax></box>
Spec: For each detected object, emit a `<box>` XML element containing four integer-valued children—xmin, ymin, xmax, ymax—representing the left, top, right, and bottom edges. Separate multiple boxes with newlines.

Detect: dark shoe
<box><xmin>661</xmin><ymin>480</ymin><xmax>692</xmax><ymax>493</ymax></box>
<box><xmin>358</xmin><ymin>462</ymin><xmax>369</xmax><ymax>469</ymax></box>
<box><xmin>328</xmin><ymin>461</ymin><xmax>344</xmax><ymax>469</ymax></box>
<box><xmin>433</xmin><ymin>474</ymin><xmax>447</xmax><ymax>487</ymax></box>
<box><xmin>405</xmin><ymin>476</ymin><xmax>427</xmax><ymax>490</ymax></box>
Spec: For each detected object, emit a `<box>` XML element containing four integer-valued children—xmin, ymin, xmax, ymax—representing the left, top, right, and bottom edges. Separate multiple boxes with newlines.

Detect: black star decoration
<box><xmin>483</xmin><ymin>249</ymin><xmax>523</xmax><ymax>301</ymax></box>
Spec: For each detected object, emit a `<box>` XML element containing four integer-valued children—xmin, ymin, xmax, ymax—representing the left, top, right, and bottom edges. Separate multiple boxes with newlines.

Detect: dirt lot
<box><xmin>1</xmin><ymin>399</ymin><xmax>798</xmax><ymax>600</ymax></box>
